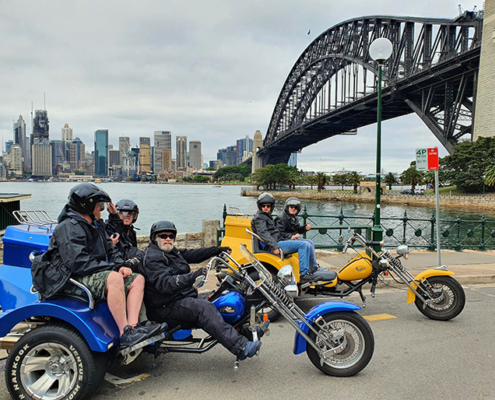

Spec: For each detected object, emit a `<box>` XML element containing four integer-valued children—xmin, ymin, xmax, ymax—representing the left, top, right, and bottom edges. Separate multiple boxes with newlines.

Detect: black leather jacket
<box><xmin>32</xmin><ymin>205</ymin><xmax>125</xmax><ymax>299</ymax></box>
<box><xmin>139</xmin><ymin>243</ymin><xmax>225</xmax><ymax>319</ymax></box>
<box><xmin>105</xmin><ymin>213</ymin><xmax>143</xmax><ymax>263</ymax></box>
<box><xmin>251</xmin><ymin>210</ymin><xmax>281</xmax><ymax>250</ymax></box>
<box><xmin>275</xmin><ymin>210</ymin><xmax>306</xmax><ymax>241</ymax></box>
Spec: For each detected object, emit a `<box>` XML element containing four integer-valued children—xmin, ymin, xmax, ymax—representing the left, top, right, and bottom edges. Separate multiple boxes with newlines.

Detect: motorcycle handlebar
<box><xmin>364</xmin><ymin>240</ymin><xmax>384</xmax><ymax>248</ymax></box>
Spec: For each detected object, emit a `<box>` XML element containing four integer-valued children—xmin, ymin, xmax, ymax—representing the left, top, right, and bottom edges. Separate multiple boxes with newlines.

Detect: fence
<box><xmin>219</xmin><ymin>204</ymin><xmax>495</xmax><ymax>251</ymax></box>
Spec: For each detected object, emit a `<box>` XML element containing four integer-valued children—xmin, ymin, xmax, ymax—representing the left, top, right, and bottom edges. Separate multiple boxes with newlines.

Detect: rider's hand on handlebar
<box><xmin>219</xmin><ymin>246</ymin><xmax>232</xmax><ymax>254</ymax></box>
<box><xmin>192</xmin><ymin>267</ymin><xmax>207</xmax><ymax>280</ymax></box>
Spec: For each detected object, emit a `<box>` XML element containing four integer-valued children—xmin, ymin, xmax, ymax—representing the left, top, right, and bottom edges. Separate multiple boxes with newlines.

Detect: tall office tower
<box><xmin>245</xmin><ymin>135</ymin><xmax>253</xmax><ymax>156</ymax></box>
<box><xmin>139</xmin><ymin>137</ymin><xmax>151</xmax><ymax>174</ymax></box>
<box><xmin>217</xmin><ymin>148</ymin><xmax>227</xmax><ymax>165</ymax></box>
<box><xmin>226</xmin><ymin>146</ymin><xmax>237</xmax><ymax>166</ymax></box>
<box><xmin>162</xmin><ymin>149</ymin><xmax>172</xmax><ymax>171</ymax></box>
<box><xmin>10</xmin><ymin>144</ymin><xmax>23</xmax><ymax>176</ymax></box>
<box><xmin>252</xmin><ymin>130</ymin><xmax>263</xmax><ymax>173</ymax></box>
<box><xmin>69</xmin><ymin>137</ymin><xmax>85</xmax><ymax>170</ymax></box>
<box><xmin>119</xmin><ymin>136</ymin><xmax>131</xmax><ymax>157</ymax></box>
<box><xmin>153</xmin><ymin>131</ymin><xmax>171</xmax><ymax>173</ymax></box>
<box><xmin>14</xmin><ymin>115</ymin><xmax>28</xmax><ymax>171</ymax></box>
<box><xmin>189</xmin><ymin>140</ymin><xmax>202</xmax><ymax>170</ymax></box>
<box><xmin>61</xmin><ymin>123</ymin><xmax>73</xmax><ymax>142</ymax></box>
<box><xmin>108</xmin><ymin>149</ymin><xmax>121</xmax><ymax>168</ymax></box>
<box><xmin>236</xmin><ymin>138</ymin><xmax>245</xmax><ymax>164</ymax></box>
<box><xmin>176</xmin><ymin>136</ymin><xmax>187</xmax><ymax>170</ymax></box>
<box><xmin>51</xmin><ymin>140</ymin><xmax>68</xmax><ymax>175</ymax></box>
<box><xmin>5</xmin><ymin>140</ymin><xmax>14</xmax><ymax>154</ymax></box>
<box><xmin>31</xmin><ymin>110</ymin><xmax>49</xmax><ymax>145</ymax></box>
<box><xmin>32</xmin><ymin>141</ymin><xmax>52</xmax><ymax>177</ymax></box>
<box><xmin>94</xmin><ymin>130</ymin><xmax>109</xmax><ymax>177</ymax></box>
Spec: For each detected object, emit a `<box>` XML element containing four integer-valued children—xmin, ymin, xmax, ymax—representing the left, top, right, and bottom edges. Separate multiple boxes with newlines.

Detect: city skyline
<box><xmin>0</xmin><ymin>0</ymin><xmax>482</xmax><ymax>175</ymax></box>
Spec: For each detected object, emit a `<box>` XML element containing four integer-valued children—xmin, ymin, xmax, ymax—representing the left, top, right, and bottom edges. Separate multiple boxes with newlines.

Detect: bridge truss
<box><xmin>260</xmin><ymin>12</ymin><xmax>483</xmax><ymax>165</ymax></box>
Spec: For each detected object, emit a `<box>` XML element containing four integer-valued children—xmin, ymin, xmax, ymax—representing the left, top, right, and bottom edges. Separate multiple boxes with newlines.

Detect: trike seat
<box><xmin>246</xmin><ymin>229</ymin><xmax>298</xmax><ymax>260</ymax></box>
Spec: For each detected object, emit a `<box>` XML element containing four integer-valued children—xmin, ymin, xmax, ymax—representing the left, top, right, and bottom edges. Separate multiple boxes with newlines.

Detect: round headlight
<box><xmin>277</xmin><ymin>265</ymin><xmax>295</xmax><ymax>284</ymax></box>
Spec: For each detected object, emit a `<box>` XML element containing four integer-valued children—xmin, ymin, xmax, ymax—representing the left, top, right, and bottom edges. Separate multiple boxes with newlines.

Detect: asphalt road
<box><xmin>1</xmin><ymin>283</ymin><xmax>494</xmax><ymax>400</ymax></box>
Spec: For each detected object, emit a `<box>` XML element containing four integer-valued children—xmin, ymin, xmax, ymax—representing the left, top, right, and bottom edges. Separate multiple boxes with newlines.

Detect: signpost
<box><xmin>416</xmin><ymin>148</ymin><xmax>441</xmax><ymax>266</ymax></box>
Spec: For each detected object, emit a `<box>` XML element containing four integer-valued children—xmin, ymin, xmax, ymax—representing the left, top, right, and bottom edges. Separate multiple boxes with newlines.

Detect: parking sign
<box><xmin>416</xmin><ymin>148</ymin><xmax>438</xmax><ymax>171</ymax></box>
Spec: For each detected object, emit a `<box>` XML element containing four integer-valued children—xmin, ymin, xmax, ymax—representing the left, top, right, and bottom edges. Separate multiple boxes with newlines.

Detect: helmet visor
<box><xmin>96</xmin><ymin>202</ymin><xmax>109</xmax><ymax>211</ymax></box>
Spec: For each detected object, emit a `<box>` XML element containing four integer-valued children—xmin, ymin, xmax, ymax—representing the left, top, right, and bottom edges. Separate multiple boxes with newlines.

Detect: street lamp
<box><xmin>369</xmin><ymin>37</ymin><xmax>393</xmax><ymax>251</ymax></box>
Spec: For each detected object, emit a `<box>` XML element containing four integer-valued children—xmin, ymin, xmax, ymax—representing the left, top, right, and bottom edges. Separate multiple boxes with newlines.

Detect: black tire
<box><xmin>414</xmin><ymin>275</ymin><xmax>466</xmax><ymax>321</ymax></box>
<box><xmin>248</xmin><ymin>270</ymin><xmax>281</xmax><ymax>322</ymax></box>
<box><xmin>306</xmin><ymin>311</ymin><xmax>374</xmax><ymax>377</ymax></box>
<box><xmin>5</xmin><ymin>323</ymin><xmax>108</xmax><ymax>400</ymax></box>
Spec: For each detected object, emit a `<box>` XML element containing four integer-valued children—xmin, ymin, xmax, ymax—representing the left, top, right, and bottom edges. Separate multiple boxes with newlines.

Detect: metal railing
<box><xmin>219</xmin><ymin>204</ymin><xmax>495</xmax><ymax>251</ymax></box>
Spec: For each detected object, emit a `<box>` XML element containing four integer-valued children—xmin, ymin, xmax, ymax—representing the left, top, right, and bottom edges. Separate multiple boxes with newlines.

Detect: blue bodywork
<box><xmin>293</xmin><ymin>301</ymin><xmax>361</xmax><ymax>355</ymax></box>
<box><xmin>212</xmin><ymin>290</ymin><xmax>245</xmax><ymax>324</ymax></box>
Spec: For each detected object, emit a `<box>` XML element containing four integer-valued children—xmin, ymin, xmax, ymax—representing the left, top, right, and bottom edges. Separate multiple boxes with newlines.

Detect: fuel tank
<box><xmin>338</xmin><ymin>251</ymin><xmax>373</xmax><ymax>281</ymax></box>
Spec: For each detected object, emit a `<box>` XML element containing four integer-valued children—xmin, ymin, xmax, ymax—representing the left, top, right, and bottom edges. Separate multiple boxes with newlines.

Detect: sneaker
<box><xmin>135</xmin><ymin>321</ymin><xmax>168</xmax><ymax>337</ymax></box>
<box><xmin>237</xmin><ymin>341</ymin><xmax>262</xmax><ymax>361</ymax></box>
<box><xmin>300</xmin><ymin>273</ymin><xmax>319</xmax><ymax>283</ymax></box>
<box><xmin>120</xmin><ymin>325</ymin><xmax>148</xmax><ymax>349</ymax></box>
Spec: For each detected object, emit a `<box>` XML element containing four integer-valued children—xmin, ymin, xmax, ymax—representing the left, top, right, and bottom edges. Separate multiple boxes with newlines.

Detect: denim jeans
<box><xmin>278</xmin><ymin>240</ymin><xmax>312</xmax><ymax>275</ymax></box>
<box><xmin>296</xmin><ymin>238</ymin><xmax>318</xmax><ymax>271</ymax></box>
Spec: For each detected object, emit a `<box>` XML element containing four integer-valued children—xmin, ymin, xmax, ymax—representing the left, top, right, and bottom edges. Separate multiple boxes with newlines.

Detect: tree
<box><xmin>332</xmin><ymin>174</ymin><xmax>348</xmax><ymax>190</ymax></box>
<box><xmin>400</xmin><ymin>162</ymin><xmax>424</xmax><ymax>190</ymax></box>
<box><xmin>316</xmin><ymin>172</ymin><xmax>327</xmax><ymax>192</ymax></box>
<box><xmin>306</xmin><ymin>175</ymin><xmax>318</xmax><ymax>189</ymax></box>
<box><xmin>443</xmin><ymin>136</ymin><xmax>495</xmax><ymax>193</ymax></box>
<box><xmin>485</xmin><ymin>164</ymin><xmax>495</xmax><ymax>187</ymax></box>
<box><xmin>384</xmin><ymin>172</ymin><xmax>398</xmax><ymax>190</ymax></box>
<box><xmin>347</xmin><ymin>171</ymin><xmax>362</xmax><ymax>194</ymax></box>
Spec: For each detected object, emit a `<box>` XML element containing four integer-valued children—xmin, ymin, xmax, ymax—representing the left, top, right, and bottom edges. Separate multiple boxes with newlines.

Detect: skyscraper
<box><xmin>69</xmin><ymin>137</ymin><xmax>85</xmax><ymax>170</ymax></box>
<box><xmin>32</xmin><ymin>141</ymin><xmax>52</xmax><ymax>177</ymax></box>
<box><xmin>61</xmin><ymin>123</ymin><xmax>73</xmax><ymax>142</ymax></box>
<box><xmin>31</xmin><ymin>110</ymin><xmax>49</xmax><ymax>145</ymax></box>
<box><xmin>189</xmin><ymin>140</ymin><xmax>202</xmax><ymax>170</ymax></box>
<box><xmin>51</xmin><ymin>140</ymin><xmax>68</xmax><ymax>175</ymax></box>
<box><xmin>153</xmin><ymin>131</ymin><xmax>171</xmax><ymax>174</ymax></box>
<box><xmin>94</xmin><ymin>130</ymin><xmax>109</xmax><ymax>177</ymax></box>
<box><xmin>162</xmin><ymin>149</ymin><xmax>172</xmax><ymax>171</ymax></box>
<box><xmin>10</xmin><ymin>144</ymin><xmax>23</xmax><ymax>176</ymax></box>
<box><xmin>13</xmin><ymin>115</ymin><xmax>28</xmax><ymax>171</ymax></box>
<box><xmin>139</xmin><ymin>137</ymin><xmax>151</xmax><ymax>174</ymax></box>
<box><xmin>176</xmin><ymin>136</ymin><xmax>187</xmax><ymax>170</ymax></box>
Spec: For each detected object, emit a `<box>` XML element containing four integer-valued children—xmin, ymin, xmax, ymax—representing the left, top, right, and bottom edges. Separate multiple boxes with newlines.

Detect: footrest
<box><xmin>120</xmin><ymin>333</ymin><xmax>166</xmax><ymax>356</ymax></box>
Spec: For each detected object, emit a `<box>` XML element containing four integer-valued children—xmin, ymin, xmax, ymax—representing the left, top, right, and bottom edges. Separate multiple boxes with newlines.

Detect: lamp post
<box><xmin>369</xmin><ymin>38</ymin><xmax>393</xmax><ymax>251</ymax></box>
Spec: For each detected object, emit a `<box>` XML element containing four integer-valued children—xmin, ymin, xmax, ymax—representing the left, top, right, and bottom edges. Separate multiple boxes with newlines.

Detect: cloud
<box><xmin>0</xmin><ymin>0</ymin><xmax>480</xmax><ymax>172</ymax></box>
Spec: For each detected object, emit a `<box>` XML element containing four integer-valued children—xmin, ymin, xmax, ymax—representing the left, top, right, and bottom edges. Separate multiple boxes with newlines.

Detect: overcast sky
<box><xmin>0</xmin><ymin>0</ymin><xmax>481</xmax><ymax>174</ymax></box>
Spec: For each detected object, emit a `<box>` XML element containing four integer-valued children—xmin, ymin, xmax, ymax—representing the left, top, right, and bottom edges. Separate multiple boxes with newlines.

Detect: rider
<box><xmin>251</xmin><ymin>193</ymin><xmax>316</xmax><ymax>282</ymax></box>
<box><xmin>106</xmin><ymin>199</ymin><xmax>143</xmax><ymax>262</ymax></box>
<box><xmin>31</xmin><ymin>183</ymin><xmax>162</xmax><ymax>349</ymax></box>
<box><xmin>139</xmin><ymin>220</ymin><xmax>264</xmax><ymax>360</ymax></box>
<box><xmin>275</xmin><ymin>197</ymin><xmax>319</xmax><ymax>271</ymax></box>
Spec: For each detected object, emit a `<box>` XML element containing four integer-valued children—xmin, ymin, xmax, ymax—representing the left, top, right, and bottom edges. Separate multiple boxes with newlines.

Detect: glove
<box><xmin>220</xmin><ymin>247</ymin><xmax>232</xmax><ymax>253</ymax></box>
<box><xmin>192</xmin><ymin>267</ymin><xmax>207</xmax><ymax>280</ymax></box>
<box><xmin>124</xmin><ymin>257</ymin><xmax>140</xmax><ymax>269</ymax></box>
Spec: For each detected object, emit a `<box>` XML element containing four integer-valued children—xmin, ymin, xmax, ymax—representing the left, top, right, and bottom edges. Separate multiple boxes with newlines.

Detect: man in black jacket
<box><xmin>31</xmin><ymin>183</ymin><xmax>159</xmax><ymax>349</ymax></box>
<box><xmin>251</xmin><ymin>193</ymin><xmax>315</xmax><ymax>281</ymax></box>
<box><xmin>106</xmin><ymin>199</ymin><xmax>143</xmax><ymax>261</ymax></box>
<box><xmin>139</xmin><ymin>220</ymin><xmax>262</xmax><ymax>361</ymax></box>
<box><xmin>275</xmin><ymin>197</ymin><xmax>319</xmax><ymax>271</ymax></box>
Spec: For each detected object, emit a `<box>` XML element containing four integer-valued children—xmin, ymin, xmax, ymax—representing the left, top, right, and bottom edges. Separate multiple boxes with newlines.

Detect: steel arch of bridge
<box><xmin>260</xmin><ymin>12</ymin><xmax>483</xmax><ymax>165</ymax></box>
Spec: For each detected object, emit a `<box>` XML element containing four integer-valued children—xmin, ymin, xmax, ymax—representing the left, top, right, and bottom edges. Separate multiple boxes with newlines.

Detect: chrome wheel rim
<box><xmin>316</xmin><ymin>319</ymin><xmax>365</xmax><ymax>369</ymax></box>
<box><xmin>426</xmin><ymin>283</ymin><xmax>455</xmax><ymax>311</ymax></box>
<box><xmin>20</xmin><ymin>343</ymin><xmax>78</xmax><ymax>400</ymax></box>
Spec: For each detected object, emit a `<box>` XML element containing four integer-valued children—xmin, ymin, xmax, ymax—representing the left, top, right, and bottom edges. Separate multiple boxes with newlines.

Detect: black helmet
<box><xmin>150</xmin><ymin>220</ymin><xmax>177</xmax><ymax>242</ymax></box>
<box><xmin>284</xmin><ymin>197</ymin><xmax>301</xmax><ymax>214</ymax></box>
<box><xmin>116</xmin><ymin>199</ymin><xmax>139</xmax><ymax>223</ymax></box>
<box><xmin>68</xmin><ymin>183</ymin><xmax>111</xmax><ymax>215</ymax></box>
<box><xmin>257</xmin><ymin>192</ymin><xmax>275</xmax><ymax>213</ymax></box>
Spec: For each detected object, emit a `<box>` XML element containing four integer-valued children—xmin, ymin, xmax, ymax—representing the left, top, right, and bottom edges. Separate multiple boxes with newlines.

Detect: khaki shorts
<box><xmin>63</xmin><ymin>271</ymin><xmax>139</xmax><ymax>302</ymax></box>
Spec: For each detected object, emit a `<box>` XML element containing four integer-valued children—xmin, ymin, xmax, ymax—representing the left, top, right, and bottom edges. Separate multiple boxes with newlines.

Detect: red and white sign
<box><xmin>427</xmin><ymin>148</ymin><xmax>439</xmax><ymax>170</ymax></box>
<box><xmin>416</xmin><ymin>147</ymin><xmax>439</xmax><ymax>171</ymax></box>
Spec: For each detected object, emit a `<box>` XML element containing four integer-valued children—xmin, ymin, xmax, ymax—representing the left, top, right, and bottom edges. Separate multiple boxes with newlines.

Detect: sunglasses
<box><xmin>288</xmin><ymin>205</ymin><xmax>299</xmax><ymax>209</ymax></box>
<box><xmin>261</xmin><ymin>204</ymin><xmax>272</xmax><ymax>209</ymax></box>
<box><xmin>157</xmin><ymin>233</ymin><xmax>175</xmax><ymax>240</ymax></box>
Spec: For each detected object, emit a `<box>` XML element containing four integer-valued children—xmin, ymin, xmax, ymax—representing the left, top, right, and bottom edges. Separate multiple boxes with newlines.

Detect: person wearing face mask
<box><xmin>106</xmin><ymin>199</ymin><xmax>143</xmax><ymax>263</ymax></box>
<box><xmin>31</xmin><ymin>183</ymin><xmax>163</xmax><ymax>349</ymax></box>
<box><xmin>139</xmin><ymin>220</ymin><xmax>266</xmax><ymax>361</ymax></box>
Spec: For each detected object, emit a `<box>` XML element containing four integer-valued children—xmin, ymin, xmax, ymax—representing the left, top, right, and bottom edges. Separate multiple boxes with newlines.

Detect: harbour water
<box><xmin>1</xmin><ymin>182</ymin><xmax>494</xmax><ymax>235</ymax></box>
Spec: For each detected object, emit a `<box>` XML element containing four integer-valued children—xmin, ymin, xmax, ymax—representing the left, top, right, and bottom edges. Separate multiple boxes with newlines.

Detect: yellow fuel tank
<box><xmin>338</xmin><ymin>251</ymin><xmax>373</xmax><ymax>281</ymax></box>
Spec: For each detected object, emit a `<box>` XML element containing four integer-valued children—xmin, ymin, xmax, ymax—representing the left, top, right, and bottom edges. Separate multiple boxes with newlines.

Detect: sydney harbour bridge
<box><xmin>250</xmin><ymin>11</ymin><xmax>484</xmax><ymax>166</ymax></box>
